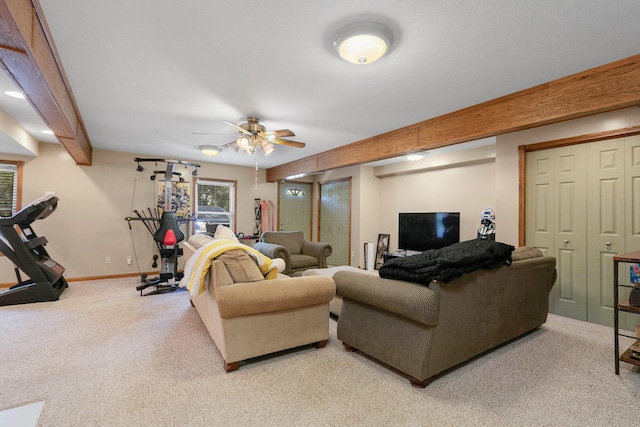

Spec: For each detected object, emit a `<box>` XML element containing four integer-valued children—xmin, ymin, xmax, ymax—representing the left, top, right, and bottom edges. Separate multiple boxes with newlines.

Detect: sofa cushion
<box><xmin>214</xmin><ymin>225</ymin><xmax>239</xmax><ymax>242</ymax></box>
<box><xmin>512</xmin><ymin>246</ymin><xmax>543</xmax><ymax>261</ymax></box>
<box><xmin>217</xmin><ymin>250</ymin><xmax>265</xmax><ymax>283</ymax></box>
<box><xmin>189</xmin><ymin>233</ymin><xmax>214</xmax><ymax>249</ymax></box>
<box><xmin>211</xmin><ymin>259</ymin><xmax>235</xmax><ymax>287</ymax></box>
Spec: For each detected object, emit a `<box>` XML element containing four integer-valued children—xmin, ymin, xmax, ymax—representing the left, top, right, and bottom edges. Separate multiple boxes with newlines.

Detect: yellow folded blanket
<box><xmin>180</xmin><ymin>239</ymin><xmax>278</xmax><ymax>297</ymax></box>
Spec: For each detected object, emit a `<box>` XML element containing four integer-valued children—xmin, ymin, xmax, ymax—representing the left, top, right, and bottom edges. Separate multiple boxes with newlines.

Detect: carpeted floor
<box><xmin>1</xmin><ymin>277</ymin><xmax>639</xmax><ymax>426</ymax></box>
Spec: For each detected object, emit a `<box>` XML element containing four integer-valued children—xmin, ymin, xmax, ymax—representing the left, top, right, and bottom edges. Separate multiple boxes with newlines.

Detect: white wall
<box><xmin>0</xmin><ymin>144</ymin><xmax>277</xmax><ymax>283</ymax></box>
<box><xmin>314</xmin><ymin>150</ymin><xmax>497</xmax><ymax>267</ymax></box>
<box><xmin>377</xmin><ymin>161</ymin><xmax>496</xmax><ymax>252</ymax></box>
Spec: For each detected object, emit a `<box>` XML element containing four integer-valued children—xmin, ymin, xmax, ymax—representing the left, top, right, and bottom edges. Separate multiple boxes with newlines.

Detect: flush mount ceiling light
<box><xmin>4</xmin><ymin>90</ymin><xmax>25</xmax><ymax>99</ymax></box>
<box><xmin>334</xmin><ymin>21</ymin><xmax>393</xmax><ymax>65</ymax></box>
<box><xmin>406</xmin><ymin>153</ymin><xmax>425</xmax><ymax>162</ymax></box>
<box><xmin>199</xmin><ymin>145</ymin><xmax>222</xmax><ymax>156</ymax></box>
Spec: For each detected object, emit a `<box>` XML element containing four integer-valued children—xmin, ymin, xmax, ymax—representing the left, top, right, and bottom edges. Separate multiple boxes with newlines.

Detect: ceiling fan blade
<box><xmin>272</xmin><ymin>137</ymin><xmax>305</xmax><ymax>148</ymax></box>
<box><xmin>259</xmin><ymin>130</ymin><xmax>295</xmax><ymax>139</ymax></box>
<box><xmin>273</xmin><ymin>129</ymin><xmax>296</xmax><ymax>137</ymax></box>
<box><xmin>223</xmin><ymin>120</ymin><xmax>252</xmax><ymax>136</ymax></box>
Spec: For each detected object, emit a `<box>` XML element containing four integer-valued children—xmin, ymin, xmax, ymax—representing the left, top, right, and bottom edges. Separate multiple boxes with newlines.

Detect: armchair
<box><xmin>254</xmin><ymin>230</ymin><xmax>332</xmax><ymax>276</ymax></box>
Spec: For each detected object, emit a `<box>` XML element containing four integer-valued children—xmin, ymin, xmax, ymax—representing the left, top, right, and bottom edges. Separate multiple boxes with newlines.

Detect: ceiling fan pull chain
<box><xmin>254</xmin><ymin>156</ymin><xmax>259</xmax><ymax>190</ymax></box>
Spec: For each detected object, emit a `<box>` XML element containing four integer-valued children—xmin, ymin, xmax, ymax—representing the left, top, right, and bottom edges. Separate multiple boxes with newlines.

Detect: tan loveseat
<box><xmin>182</xmin><ymin>234</ymin><xmax>336</xmax><ymax>372</ymax></box>
<box><xmin>254</xmin><ymin>231</ymin><xmax>332</xmax><ymax>276</ymax></box>
<box><xmin>333</xmin><ymin>246</ymin><xmax>557</xmax><ymax>387</ymax></box>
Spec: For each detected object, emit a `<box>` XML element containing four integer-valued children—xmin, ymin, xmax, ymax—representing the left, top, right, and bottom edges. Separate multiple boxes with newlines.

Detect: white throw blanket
<box><xmin>180</xmin><ymin>239</ymin><xmax>279</xmax><ymax>297</ymax></box>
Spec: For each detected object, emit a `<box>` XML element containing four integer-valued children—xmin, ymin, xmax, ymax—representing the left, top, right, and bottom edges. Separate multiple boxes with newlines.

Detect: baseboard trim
<box><xmin>0</xmin><ymin>271</ymin><xmax>158</xmax><ymax>288</ymax></box>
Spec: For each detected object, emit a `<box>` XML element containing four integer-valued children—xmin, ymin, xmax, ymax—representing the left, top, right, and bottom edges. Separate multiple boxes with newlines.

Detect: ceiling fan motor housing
<box><xmin>240</xmin><ymin>117</ymin><xmax>265</xmax><ymax>134</ymax></box>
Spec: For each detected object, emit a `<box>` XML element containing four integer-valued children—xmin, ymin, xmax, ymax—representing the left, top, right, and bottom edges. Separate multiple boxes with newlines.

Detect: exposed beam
<box><xmin>0</xmin><ymin>0</ymin><xmax>92</xmax><ymax>165</ymax></box>
<box><xmin>267</xmin><ymin>54</ymin><xmax>640</xmax><ymax>182</ymax></box>
<box><xmin>266</xmin><ymin>125</ymin><xmax>420</xmax><ymax>182</ymax></box>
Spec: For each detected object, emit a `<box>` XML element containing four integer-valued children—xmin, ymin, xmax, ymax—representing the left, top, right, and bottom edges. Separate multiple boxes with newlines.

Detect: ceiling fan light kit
<box><xmin>334</xmin><ymin>21</ymin><xmax>393</xmax><ymax>65</ymax></box>
<box><xmin>199</xmin><ymin>117</ymin><xmax>304</xmax><ymax>160</ymax></box>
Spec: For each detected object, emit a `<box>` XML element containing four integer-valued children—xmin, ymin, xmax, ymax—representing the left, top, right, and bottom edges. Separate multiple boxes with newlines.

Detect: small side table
<box><xmin>613</xmin><ymin>251</ymin><xmax>640</xmax><ymax>375</ymax></box>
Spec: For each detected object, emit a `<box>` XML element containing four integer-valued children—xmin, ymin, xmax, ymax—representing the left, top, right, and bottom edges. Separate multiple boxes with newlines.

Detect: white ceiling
<box><xmin>2</xmin><ymin>1</ymin><xmax>640</xmax><ymax>168</ymax></box>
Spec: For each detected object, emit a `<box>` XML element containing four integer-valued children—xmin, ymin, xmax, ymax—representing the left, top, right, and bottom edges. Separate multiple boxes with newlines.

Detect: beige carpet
<box><xmin>1</xmin><ymin>277</ymin><xmax>639</xmax><ymax>426</ymax></box>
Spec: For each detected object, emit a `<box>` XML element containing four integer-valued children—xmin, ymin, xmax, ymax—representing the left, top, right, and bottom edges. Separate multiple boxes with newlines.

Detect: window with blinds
<box><xmin>0</xmin><ymin>162</ymin><xmax>19</xmax><ymax>218</ymax></box>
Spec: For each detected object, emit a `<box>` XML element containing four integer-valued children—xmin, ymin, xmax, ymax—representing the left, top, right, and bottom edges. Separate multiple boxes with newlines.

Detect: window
<box><xmin>286</xmin><ymin>187</ymin><xmax>305</xmax><ymax>197</ymax></box>
<box><xmin>0</xmin><ymin>161</ymin><xmax>22</xmax><ymax>218</ymax></box>
<box><xmin>194</xmin><ymin>178</ymin><xmax>236</xmax><ymax>234</ymax></box>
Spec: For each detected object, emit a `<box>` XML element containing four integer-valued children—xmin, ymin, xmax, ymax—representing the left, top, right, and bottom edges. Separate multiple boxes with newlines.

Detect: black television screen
<box><xmin>398</xmin><ymin>212</ymin><xmax>460</xmax><ymax>252</ymax></box>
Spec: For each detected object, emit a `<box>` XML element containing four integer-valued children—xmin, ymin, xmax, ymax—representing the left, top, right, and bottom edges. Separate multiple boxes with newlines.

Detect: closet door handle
<box><xmin>606</xmin><ymin>242</ymin><xmax>611</xmax><ymax>246</ymax></box>
<box><xmin>564</xmin><ymin>240</ymin><xmax>569</xmax><ymax>244</ymax></box>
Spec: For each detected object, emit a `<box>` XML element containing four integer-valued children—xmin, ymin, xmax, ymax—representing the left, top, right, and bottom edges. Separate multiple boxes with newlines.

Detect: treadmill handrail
<box><xmin>0</xmin><ymin>194</ymin><xmax>58</xmax><ymax>227</ymax></box>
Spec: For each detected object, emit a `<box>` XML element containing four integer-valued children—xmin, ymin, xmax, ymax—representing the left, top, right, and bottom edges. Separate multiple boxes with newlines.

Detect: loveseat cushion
<box><xmin>216</xmin><ymin>250</ymin><xmax>265</xmax><ymax>283</ymax></box>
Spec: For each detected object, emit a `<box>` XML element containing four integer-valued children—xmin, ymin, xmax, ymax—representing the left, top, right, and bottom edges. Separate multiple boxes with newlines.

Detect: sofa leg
<box><xmin>189</xmin><ymin>299</ymin><xmax>195</xmax><ymax>307</ymax></box>
<box><xmin>409</xmin><ymin>377</ymin><xmax>431</xmax><ymax>388</ymax></box>
<box><xmin>342</xmin><ymin>342</ymin><xmax>357</xmax><ymax>352</ymax></box>
<box><xmin>312</xmin><ymin>339</ymin><xmax>328</xmax><ymax>348</ymax></box>
<box><xmin>224</xmin><ymin>361</ymin><xmax>239</xmax><ymax>372</ymax></box>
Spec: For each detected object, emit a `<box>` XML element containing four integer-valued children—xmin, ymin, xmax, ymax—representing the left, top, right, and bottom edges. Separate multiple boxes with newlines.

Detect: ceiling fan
<box><xmin>197</xmin><ymin>117</ymin><xmax>306</xmax><ymax>157</ymax></box>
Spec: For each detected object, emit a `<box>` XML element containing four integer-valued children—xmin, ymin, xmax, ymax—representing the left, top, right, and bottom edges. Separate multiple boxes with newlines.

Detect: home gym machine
<box><xmin>0</xmin><ymin>194</ymin><xmax>68</xmax><ymax>306</ymax></box>
<box><xmin>126</xmin><ymin>158</ymin><xmax>200</xmax><ymax>296</ymax></box>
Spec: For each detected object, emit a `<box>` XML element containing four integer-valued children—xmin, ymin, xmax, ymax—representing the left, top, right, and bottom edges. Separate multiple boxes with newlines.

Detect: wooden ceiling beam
<box><xmin>266</xmin><ymin>54</ymin><xmax>640</xmax><ymax>182</ymax></box>
<box><xmin>266</xmin><ymin>125</ymin><xmax>420</xmax><ymax>182</ymax></box>
<box><xmin>0</xmin><ymin>0</ymin><xmax>92</xmax><ymax>165</ymax></box>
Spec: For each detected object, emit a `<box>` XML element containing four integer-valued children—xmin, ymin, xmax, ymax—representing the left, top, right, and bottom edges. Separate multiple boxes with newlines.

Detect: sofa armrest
<box><xmin>334</xmin><ymin>271</ymin><xmax>439</xmax><ymax>326</ymax></box>
<box><xmin>182</xmin><ymin>242</ymin><xmax>197</xmax><ymax>264</ymax></box>
<box><xmin>254</xmin><ymin>242</ymin><xmax>291</xmax><ymax>275</ymax></box>
<box><xmin>214</xmin><ymin>275</ymin><xmax>335</xmax><ymax>318</ymax></box>
<box><xmin>301</xmin><ymin>241</ymin><xmax>332</xmax><ymax>268</ymax></box>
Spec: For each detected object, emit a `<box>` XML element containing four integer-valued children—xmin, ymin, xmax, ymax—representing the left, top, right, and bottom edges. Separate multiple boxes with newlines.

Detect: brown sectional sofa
<box><xmin>333</xmin><ymin>246</ymin><xmax>557</xmax><ymax>387</ymax></box>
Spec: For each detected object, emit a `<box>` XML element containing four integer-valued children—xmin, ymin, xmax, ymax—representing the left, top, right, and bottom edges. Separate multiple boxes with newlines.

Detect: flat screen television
<box><xmin>398</xmin><ymin>212</ymin><xmax>460</xmax><ymax>252</ymax></box>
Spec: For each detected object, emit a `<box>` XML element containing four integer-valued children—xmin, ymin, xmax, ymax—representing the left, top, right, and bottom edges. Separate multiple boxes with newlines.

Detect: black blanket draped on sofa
<box><xmin>379</xmin><ymin>239</ymin><xmax>515</xmax><ymax>286</ymax></box>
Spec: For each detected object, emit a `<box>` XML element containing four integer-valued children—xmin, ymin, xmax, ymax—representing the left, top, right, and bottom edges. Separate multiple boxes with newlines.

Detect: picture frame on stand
<box><xmin>375</xmin><ymin>233</ymin><xmax>390</xmax><ymax>270</ymax></box>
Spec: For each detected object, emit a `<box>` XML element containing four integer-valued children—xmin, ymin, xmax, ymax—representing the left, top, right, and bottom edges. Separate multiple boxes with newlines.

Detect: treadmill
<box><xmin>0</xmin><ymin>194</ymin><xmax>68</xmax><ymax>306</ymax></box>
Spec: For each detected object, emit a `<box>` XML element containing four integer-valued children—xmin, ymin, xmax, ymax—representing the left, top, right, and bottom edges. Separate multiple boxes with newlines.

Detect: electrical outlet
<box><xmin>126</xmin><ymin>255</ymin><xmax>132</xmax><ymax>265</ymax></box>
<box><xmin>106</xmin><ymin>256</ymin><xmax>112</xmax><ymax>264</ymax></box>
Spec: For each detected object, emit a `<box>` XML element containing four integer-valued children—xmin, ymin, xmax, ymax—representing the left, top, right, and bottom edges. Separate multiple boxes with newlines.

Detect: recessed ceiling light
<box><xmin>41</xmin><ymin>129</ymin><xmax>54</xmax><ymax>135</ymax></box>
<box><xmin>4</xmin><ymin>90</ymin><xmax>25</xmax><ymax>99</ymax></box>
<box><xmin>334</xmin><ymin>21</ymin><xmax>393</xmax><ymax>65</ymax></box>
